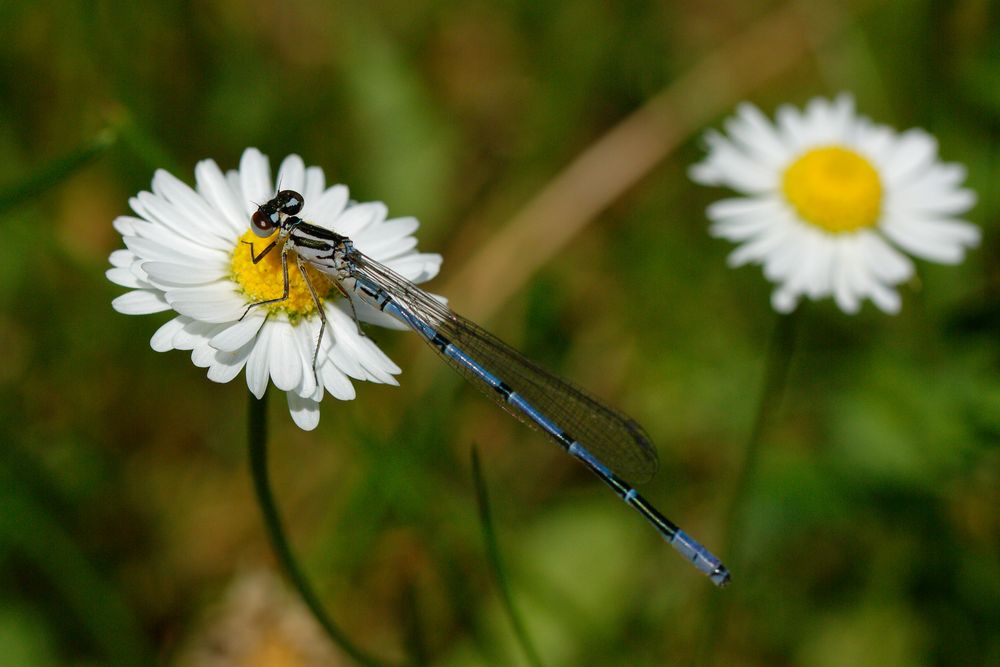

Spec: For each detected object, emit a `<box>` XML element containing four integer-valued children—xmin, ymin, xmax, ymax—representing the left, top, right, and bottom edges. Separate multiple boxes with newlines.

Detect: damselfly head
<box><xmin>250</xmin><ymin>190</ymin><xmax>305</xmax><ymax>237</ymax></box>
<box><xmin>274</xmin><ymin>190</ymin><xmax>304</xmax><ymax>216</ymax></box>
<box><xmin>250</xmin><ymin>206</ymin><xmax>280</xmax><ymax>237</ymax></box>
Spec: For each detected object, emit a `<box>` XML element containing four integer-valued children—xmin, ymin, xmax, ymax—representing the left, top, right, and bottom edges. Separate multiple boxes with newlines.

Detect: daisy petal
<box><xmin>308</xmin><ymin>185</ymin><xmax>349</xmax><ymax>227</ymax></box>
<box><xmin>245</xmin><ymin>323</ymin><xmax>272</xmax><ymax>399</ymax></box>
<box><xmin>166</xmin><ymin>282</ymin><xmax>247</xmax><ymax>323</ymax></box>
<box><xmin>142</xmin><ymin>261</ymin><xmax>228</xmax><ymax>286</ymax></box>
<box><xmin>239</xmin><ymin>148</ymin><xmax>273</xmax><ymax>214</ymax></box>
<box><xmin>207</xmin><ymin>341</ymin><xmax>253</xmax><ymax>384</ymax></box>
<box><xmin>195</xmin><ymin>158</ymin><xmax>247</xmax><ymax>234</ymax></box>
<box><xmin>210</xmin><ymin>313</ymin><xmax>266</xmax><ymax>352</ymax></box>
<box><xmin>267</xmin><ymin>320</ymin><xmax>304</xmax><ymax>392</ymax></box>
<box><xmin>335</xmin><ymin>202</ymin><xmax>385</xmax><ymax>237</ymax></box>
<box><xmin>106</xmin><ymin>267</ymin><xmax>145</xmax><ymax>289</ymax></box>
<box><xmin>287</xmin><ymin>392</ymin><xmax>321</xmax><ymax>431</ymax></box>
<box><xmin>303</xmin><ymin>167</ymin><xmax>325</xmax><ymax>202</ymax></box>
<box><xmin>113</xmin><ymin>290</ymin><xmax>171</xmax><ymax>315</ymax></box>
<box><xmin>276</xmin><ymin>154</ymin><xmax>306</xmax><ymax>193</ymax></box>
<box><xmin>150</xmin><ymin>316</ymin><xmax>189</xmax><ymax>352</ymax></box>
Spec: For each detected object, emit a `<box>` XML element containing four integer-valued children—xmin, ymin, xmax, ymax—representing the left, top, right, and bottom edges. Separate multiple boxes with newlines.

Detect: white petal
<box><xmin>831</xmin><ymin>238</ymin><xmax>864</xmax><ymax>314</ymax></box>
<box><xmin>358</xmin><ymin>337</ymin><xmax>402</xmax><ymax>380</ymax></box>
<box><xmin>171</xmin><ymin>319</ymin><xmax>223</xmax><ymax>350</ymax></box>
<box><xmin>108</xmin><ymin>249</ymin><xmax>135</xmax><ymax>268</ymax></box>
<box><xmin>689</xmin><ymin>130</ymin><xmax>779</xmax><ymax>193</ymax></box>
<box><xmin>112</xmin><ymin>290</ymin><xmax>171</xmax><ymax>315</ymax></box>
<box><xmin>292</xmin><ymin>322</ymin><xmax>318</xmax><ymax>397</ymax></box>
<box><xmin>245</xmin><ymin>323</ymin><xmax>273</xmax><ymax>398</ymax></box>
<box><xmin>361</xmin><ymin>236</ymin><xmax>418</xmax><ymax>261</ymax></box>
<box><xmin>353</xmin><ymin>217</ymin><xmax>420</xmax><ymax>252</ymax></box>
<box><xmin>725</xmin><ymin>102</ymin><xmax>791</xmax><ymax>167</ymax></box>
<box><xmin>142</xmin><ymin>261</ymin><xmax>228</xmax><ymax>286</ymax></box>
<box><xmin>126</xmin><ymin>225</ymin><xmax>228</xmax><ymax>263</ymax></box>
<box><xmin>705</xmin><ymin>196</ymin><xmax>785</xmax><ymax>221</ymax></box>
<box><xmin>195</xmin><ymin>158</ymin><xmax>247</xmax><ymax>235</ymax></box>
<box><xmin>727</xmin><ymin>217</ymin><xmax>796</xmax><ymax>268</ymax></box>
<box><xmin>267</xmin><ymin>320</ymin><xmax>304</xmax><ymax>392</ymax></box>
<box><xmin>151</xmin><ymin>169</ymin><xmax>235</xmax><ymax>243</ymax></box>
<box><xmin>343</xmin><ymin>296</ymin><xmax>409</xmax><ymax>330</ymax></box>
<box><xmin>707</xmin><ymin>197</ymin><xmax>788</xmax><ymax>242</ymax></box>
<box><xmin>113</xmin><ymin>216</ymin><xmax>138</xmax><ymax>236</ymax></box>
<box><xmin>207</xmin><ymin>340</ymin><xmax>253</xmax><ymax>384</ymax></box>
<box><xmin>803</xmin><ymin>234</ymin><xmax>836</xmax><ymax>298</ymax></box>
<box><xmin>287</xmin><ymin>392</ymin><xmax>321</xmax><ymax>430</ymax></box>
<box><xmin>881</xmin><ymin>215</ymin><xmax>978</xmax><ymax>264</ymax></box>
<box><xmin>858</xmin><ymin>231</ymin><xmax>913</xmax><ymax>284</ymax></box>
<box><xmin>889</xmin><ymin>183</ymin><xmax>976</xmax><ymax>218</ymax></box>
<box><xmin>382</xmin><ymin>253</ymin><xmax>443</xmax><ymax>283</ymax></box>
<box><xmin>303</xmin><ymin>167</ymin><xmax>326</xmax><ymax>202</ymax></box>
<box><xmin>335</xmin><ymin>202</ymin><xmax>385</xmax><ymax>237</ymax></box>
<box><xmin>106</xmin><ymin>267</ymin><xmax>145</xmax><ymax>288</ymax></box>
<box><xmin>881</xmin><ymin>129</ymin><xmax>938</xmax><ymax>187</ymax></box>
<box><xmin>868</xmin><ymin>280</ymin><xmax>901</xmax><ymax>314</ymax></box>
<box><xmin>210</xmin><ymin>313</ymin><xmax>266</xmax><ymax>352</ymax></box>
<box><xmin>771</xmin><ymin>287</ymin><xmax>799</xmax><ymax>313</ymax></box>
<box><xmin>321</xmin><ymin>304</ymin><xmax>399</xmax><ymax>383</ymax></box>
<box><xmin>775</xmin><ymin>103</ymin><xmax>811</xmax><ymax>152</ymax></box>
<box><xmin>276</xmin><ymin>154</ymin><xmax>306</xmax><ymax>193</ymax></box>
<box><xmin>768</xmin><ymin>226</ymin><xmax>824</xmax><ymax>293</ymax></box>
<box><xmin>191</xmin><ymin>343</ymin><xmax>216</xmax><ymax>368</ymax></box>
<box><xmin>323</xmin><ymin>320</ymin><xmax>368</xmax><ymax>379</ymax></box>
<box><xmin>150</xmin><ymin>316</ymin><xmax>189</xmax><ymax>352</ymax></box>
<box><xmin>308</xmin><ymin>185</ymin><xmax>349</xmax><ymax>227</ymax></box>
<box><xmin>136</xmin><ymin>190</ymin><xmax>230</xmax><ymax>251</ymax></box>
<box><xmin>166</xmin><ymin>282</ymin><xmax>247</xmax><ymax>323</ymax></box>
<box><xmin>239</xmin><ymin>148</ymin><xmax>273</xmax><ymax>213</ymax></box>
<box><xmin>853</xmin><ymin>122</ymin><xmax>895</xmax><ymax>164</ymax></box>
<box><xmin>320</xmin><ymin>352</ymin><xmax>357</xmax><ymax>400</ymax></box>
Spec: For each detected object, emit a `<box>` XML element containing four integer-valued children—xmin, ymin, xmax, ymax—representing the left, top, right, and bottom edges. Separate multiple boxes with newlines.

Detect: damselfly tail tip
<box><xmin>711</xmin><ymin>565</ymin><xmax>732</xmax><ymax>588</ymax></box>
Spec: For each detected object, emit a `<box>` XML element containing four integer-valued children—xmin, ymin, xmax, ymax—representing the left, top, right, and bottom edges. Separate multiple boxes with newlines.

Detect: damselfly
<box><xmin>244</xmin><ymin>190</ymin><xmax>731</xmax><ymax>587</ymax></box>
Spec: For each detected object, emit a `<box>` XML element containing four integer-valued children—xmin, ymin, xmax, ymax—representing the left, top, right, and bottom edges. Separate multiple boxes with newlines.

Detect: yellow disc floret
<box><xmin>231</xmin><ymin>229</ymin><xmax>335</xmax><ymax>322</ymax></box>
<box><xmin>782</xmin><ymin>146</ymin><xmax>882</xmax><ymax>233</ymax></box>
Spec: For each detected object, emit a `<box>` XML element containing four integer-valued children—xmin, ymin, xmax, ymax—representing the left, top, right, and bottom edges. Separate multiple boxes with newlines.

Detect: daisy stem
<box><xmin>471</xmin><ymin>446</ymin><xmax>545</xmax><ymax>667</ymax></box>
<box><xmin>694</xmin><ymin>311</ymin><xmax>799</xmax><ymax>666</ymax></box>
<box><xmin>247</xmin><ymin>387</ymin><xmax>391</xmax><ymax>667</ymax></box>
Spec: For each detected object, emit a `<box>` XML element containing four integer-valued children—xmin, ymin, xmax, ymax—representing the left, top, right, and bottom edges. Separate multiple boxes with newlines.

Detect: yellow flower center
<box><xmin>231</xmin><ymin>230</ymin><xmax>335</xmax><ymax>322</ymax></box>
<box><xmin>782</xmin><ymin>146</ymin><xmax>882</xmax><ymax>233</ymax></box>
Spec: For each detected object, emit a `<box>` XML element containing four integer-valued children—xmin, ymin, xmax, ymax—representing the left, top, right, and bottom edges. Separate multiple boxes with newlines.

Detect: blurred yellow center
<box><xmin>231</xmin><ymin>230</ymin><xmax>335</xmax><ymax>322</ymax></box>
<box><xmin>782</xmin><ymin>146</ymin><xmax>882</xmax><ymax>233</ymax></box>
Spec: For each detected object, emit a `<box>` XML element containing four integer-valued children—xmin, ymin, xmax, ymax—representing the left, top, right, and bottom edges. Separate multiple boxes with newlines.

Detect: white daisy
<box><xmin>108</xmin><ymin>148</ymin><xmax>442</xmax><ymax>430</ymax></box>
<box><xmin>690</xmin><ymin>93</ymin><xmax>979</xmax><ymax>314</ymax></box>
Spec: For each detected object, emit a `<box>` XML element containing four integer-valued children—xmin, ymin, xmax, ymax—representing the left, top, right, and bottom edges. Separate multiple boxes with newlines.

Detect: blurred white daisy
<box><xmin>691</xmin><ymin>94</ymin><xmax>979</xmax><ymax>314</ymax></box>
<box><xmin>108</xmin><ymin>148</ymin><xmax>442</xmax><ymax>429</ymax></box>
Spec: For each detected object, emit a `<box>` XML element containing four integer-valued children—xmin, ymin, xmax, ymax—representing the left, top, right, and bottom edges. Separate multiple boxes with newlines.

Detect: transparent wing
<box><xmin>348</xmin><ymin>251</ymin><xmax>659</xmax><ymax>483</ymax></box>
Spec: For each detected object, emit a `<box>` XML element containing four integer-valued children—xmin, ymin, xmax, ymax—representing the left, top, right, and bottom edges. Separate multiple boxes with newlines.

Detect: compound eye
<box><xmin>251</xmin><ymin>209</ymin><xmax>276</xmax><ymax>237</ymax></box>
<box><xmin>277</xmin><ymin>189</ymin><xmax>304</xmax><ymax>215</ymax></box>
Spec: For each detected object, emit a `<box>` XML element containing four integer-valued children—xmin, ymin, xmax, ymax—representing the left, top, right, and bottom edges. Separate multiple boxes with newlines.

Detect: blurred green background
<box><xmin>0</xmin><ymin>1</ymin><xmax>997</xmax><ymax>665</ymax></box>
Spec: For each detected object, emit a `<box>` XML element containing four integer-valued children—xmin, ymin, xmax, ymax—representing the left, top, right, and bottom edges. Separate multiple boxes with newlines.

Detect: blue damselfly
<box><xmin>244</xmin><ymin>190</ymin><xmax>730</xmax><ymax>587</ymax></box>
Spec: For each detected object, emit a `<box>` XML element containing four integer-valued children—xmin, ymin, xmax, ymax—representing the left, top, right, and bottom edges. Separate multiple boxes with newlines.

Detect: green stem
<box><xmin>471</xmin><ymin>447</ymin><xmax>545</xmax><ymax>667</ymax></box>
<box><xmin>247</xmin><ymin>388</ymin><xmax>391</xmax><ymax>667</ymax></box>
<box><xmin>695</xmin><ymin>311</ymin><xmax>799</xmax><ymax>665</ymax></box>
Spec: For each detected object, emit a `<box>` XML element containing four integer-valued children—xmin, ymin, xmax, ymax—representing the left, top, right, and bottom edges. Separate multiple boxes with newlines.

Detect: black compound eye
<box><xmin>276</xmin><ymin>189</ymin><xmax>304</xmax><ymax>215</ymax></box>
<box><xmin>251</xmin><ymin>209</ymin><xmax>276</xmax><ymax>237</ymax></box>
